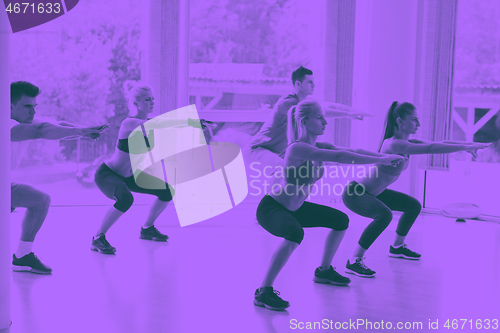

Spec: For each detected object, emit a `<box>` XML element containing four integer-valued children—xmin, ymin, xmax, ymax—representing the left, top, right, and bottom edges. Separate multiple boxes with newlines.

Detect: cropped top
<box><xmin>117</xmin><ymin>129</ymin><xmax>155</xmax><ymax>154</ymax></box>
<box><xmin>283</xmin><ymin>142</ymin><xmax>322</xmax><ymax>186</ymax></box>
<box><xmin>284</xmin><ymin>160</ymin><xmax>320</xmax><ymax>186</ymax></box>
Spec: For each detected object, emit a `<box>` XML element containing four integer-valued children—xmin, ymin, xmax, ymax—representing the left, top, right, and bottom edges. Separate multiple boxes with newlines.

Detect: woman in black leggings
<box><xmin>92</xmin><ymin>80</ymin><xmax>212</xmax><ymax>254</ymax></box>
<box><xmin>254</xmin><ymin>100</ymin><xmax>405</xmax><ymax>311</ymax></box>
<box><xmin>342</xmin><ymin>101</ymin><xmax>491</xmax><ymax>277</ymax></box>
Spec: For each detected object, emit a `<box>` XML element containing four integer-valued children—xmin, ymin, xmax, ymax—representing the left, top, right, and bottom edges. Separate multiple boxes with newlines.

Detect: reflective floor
<box><xmin>4</xmin><ymin>199</ymin><xmax>500</xmax><ymax>333</ymax></box>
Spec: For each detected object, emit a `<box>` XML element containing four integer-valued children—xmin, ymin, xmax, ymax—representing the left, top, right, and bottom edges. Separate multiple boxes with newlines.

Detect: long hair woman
<box><xmin>92</xmin><ymin>80</ymin><xmax>212</xmax><ymax>254</ymax></box>
<box><xmin>253</xmin><ymin>100</ymin><xmax>405</xmax><ymax>310</ymax></box>
<box><xmin>342</xmin><ymin>101</ymin><xmax>490</xmax><ymax>277</ymax></box>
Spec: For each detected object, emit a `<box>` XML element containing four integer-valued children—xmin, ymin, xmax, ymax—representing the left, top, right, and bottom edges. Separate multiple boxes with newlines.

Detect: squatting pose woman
<box><xmin>92</xmin><ymin>80</ymin><xmax>213</xmax><ymax>254</ymax></box>
<box><xmin>254</xmin><ymin>100</ymin><xmax>405</xmax><ymax>310</ymax></box>
<box><xmin>342</xmin><ymin>101</ymin><xmax>490</xmax><ymax>277</ymax></box>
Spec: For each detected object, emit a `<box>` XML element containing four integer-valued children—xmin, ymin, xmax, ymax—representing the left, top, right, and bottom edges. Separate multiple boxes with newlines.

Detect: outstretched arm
<box><xmin>411</xmin><ymin>139</ymin><xmax>476</xmax><ymax>145</ymax></box>
<box><xmin>11</xmin><ymin>122</ymin><xmax>105</xmax><ymax>141</ymax></box>
<box><xmin>129</xmin><ymin>117</ymin><xmax>215</xmax><ymax>132</ymax></box>
<box><xmin>289</xmin><ymin>142</ymin><xmax>405</xmax><ymax>165</ymax></box>
<box><xmin>316</xmin><ymin>141</ymin><xmax>386</xmax><ymax>157</ymax></box>
<box><xmin>322</xmin><ymin>102</ymin><xmax>374</xmax><ymax>119</ymax></box>
<box><xmin>389</xmin><ymin>139</ymin><xmax>490</xmax><ymax>155</ymax></box>
<box><xmin>55</xmin><ymin>121</ymin><xmax>107</xmax><ymax>140</ymax></box>
<box><xmin>57</xmin><ymin>121</ymin><xmax>78</xmax><ymax>127</ymax></box>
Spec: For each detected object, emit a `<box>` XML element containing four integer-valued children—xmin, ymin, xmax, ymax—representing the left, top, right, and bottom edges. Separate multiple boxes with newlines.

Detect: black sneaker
<box><xmin>313</xmin><ymin>266</ymin><xmax>351</xmax><ymax>286</ymax></box>
<box><xmin>389</xmin><ymin>244</ymin><xmax>421</xmax><ymax>260</ymax></box>
<box><xmin>254</xmin><ymin>287</ymin><xmax>290</xmax><ymax>311</ymax></box>
<box><xmin>140</xmin><ymin>226</ymin><xmax>169</xmax><ymax>242</ymax></box>
<box><xmin>91</xmin><ymin>233</ymin><xmax>116</xmax><ymax>254</ymax></box>
<box><xmin>345</xmin><ymin>257</ymin><xmax>376</xmax><ymax>278</ymax></box>
<box><xmin>12</xmin><ymin>252</ymin><xmax>52</xmax><ymax>274</ymax></box>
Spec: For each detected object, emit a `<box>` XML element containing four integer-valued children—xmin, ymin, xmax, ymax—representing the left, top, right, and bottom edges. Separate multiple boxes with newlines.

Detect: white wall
<box><xmin>352</xmin><ymin>0</ymin><xmax>422</xmax><ymax>196</ymax></box>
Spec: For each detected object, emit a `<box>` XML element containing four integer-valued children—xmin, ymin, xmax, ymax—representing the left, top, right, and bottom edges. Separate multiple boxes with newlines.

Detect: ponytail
<box><xmin>287</xmin><ymin>99</ymin><xmax>322</xmax><ymax>145</ymax></box>
<box><xmin>379</xmin><ymin>101</ymin><xmax>416</xmax><ymax>151</ymax></box>
<box><xmin>123</xmin><ymin>80</ymin><xmax>152</xmax><ymax>113</ymax></box>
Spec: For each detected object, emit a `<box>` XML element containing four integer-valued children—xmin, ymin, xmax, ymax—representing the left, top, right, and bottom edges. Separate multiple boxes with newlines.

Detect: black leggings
<box><xmin>342</xmin><ymin>181</ymin><xmax>422</xmax><ymax>250</ymax></box>
<box><xmin>256</xmin><ymin>194</ymin><xmax>349</xmax><ymax>244</ymax></box>
<box><xmin>94</xmin><ymin>163</ymin><xmax>174</xmax><ymax>213</ymax></box>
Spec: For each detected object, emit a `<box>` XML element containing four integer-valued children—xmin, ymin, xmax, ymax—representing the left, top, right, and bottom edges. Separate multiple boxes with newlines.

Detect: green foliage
<box><xmin>190</xmin><ymin>0</ymin><xmax>312</xmax><ymax>77</ymax></box>
<box><xmin>10</xmin><ymin>0</ymin><xmax>142</xmax><ymax>165</ymax></box>
<box><xmin>454</xmin><ymin>0</ymin><xmax>500</xmax><ymax>87</ymax></box>
<box><xmin>9</xmin><ymin>0</ymin><xmax>498</xmax><ymax>168</ymax></box>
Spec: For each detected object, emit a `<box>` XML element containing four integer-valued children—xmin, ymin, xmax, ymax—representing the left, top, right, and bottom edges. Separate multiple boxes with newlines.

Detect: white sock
<box><xmin>15</xmin><ymin>241</ymin><xmax>33</xmax><ymax>258</ymax></box>
<box><xmin>393</xmin><ymin>234</ymin><xmax>406</xmax><ymax>247</ymax></box>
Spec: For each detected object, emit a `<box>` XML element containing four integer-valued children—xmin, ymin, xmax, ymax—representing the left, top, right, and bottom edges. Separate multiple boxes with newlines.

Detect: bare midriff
<box><xmin>270</xmin><ymin>160</ymin><xmax>324</xmax><ymax>211</ymax></box>
<box><xmin>104</xmin><ymin>149</ymin><xmax>134</xmax><ymax>177</ymax></box>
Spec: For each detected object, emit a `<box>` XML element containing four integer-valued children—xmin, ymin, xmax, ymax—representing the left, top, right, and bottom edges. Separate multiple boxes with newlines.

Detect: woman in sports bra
<box><xmin>92</xmin><ymin>80</ymin><xmax>213</xmax><ymax>254</ymax></box>
<box><xmin>342</xmin><ymin>101</ymin><xmax>491</xmax><ymax>278</ymax></box>
<box><xmin>253</xmin><ymin>99</ymin><xmax>405</xmax><ymax>311</ymax></box>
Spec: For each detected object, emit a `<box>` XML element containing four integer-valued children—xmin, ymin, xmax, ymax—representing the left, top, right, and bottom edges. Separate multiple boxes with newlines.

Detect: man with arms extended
<box><xmin>10</xmin><ymin>81</ymin><xmax>106</xmax><ymax>274</ymax></box>
<box><xmin>243</xmin><ymin>66</ymin><xmax>370</xmax><ymax>194</ymax></box>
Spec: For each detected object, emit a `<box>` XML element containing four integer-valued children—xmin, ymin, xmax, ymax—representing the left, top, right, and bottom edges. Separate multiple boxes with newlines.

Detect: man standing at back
<box><xmin>10</xmin><ymin>81</ymin><xmax>106</xmax><ymax>274</ymax></box>
<box><xmin>243</xmin><ymin>66</ymin><xmax>369</xmax><ymax>194</ymax></box>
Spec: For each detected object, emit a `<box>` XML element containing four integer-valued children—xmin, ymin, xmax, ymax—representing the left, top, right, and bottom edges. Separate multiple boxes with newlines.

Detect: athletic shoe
<box><xmin>389</xmin><ymin>243</ymin><xmax>421</xmax><ymax>260</ymax></box>
<box><xmin>12</xmin><ymin>252</ymin><xmax>52</xmax><ymax>274</ymax></box>
<box><xmin>345</xmin><ymin>257</ymin><xmax>376</xmax><ymax>278</ymax></box>
<box><xmin>91</xmin><ymin>233</ymin><xmax>116</xmax><ymax>254</ymax></box>
<box><xmin>254</xmin><ymin>287</ymin><xmax>290</xmax><ymax>311</ymax></box>
<box><xmin>313</xmin><ymin>266</ymin><xmax>351</xmax><ymax>286</ymax></box>
<box><xmin>140</xmin><ymin>226</ymin><xmax>169</xmax><ymax>242</ymax></box>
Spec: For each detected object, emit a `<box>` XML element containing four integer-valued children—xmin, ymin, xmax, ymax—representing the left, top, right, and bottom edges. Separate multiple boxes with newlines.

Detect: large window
<box><xmin>10</xmin><ymin>0</ymin><xmax>144</xmax><ymax>207</ymax></box>
<box><xmin>188</xmin><ymin>0</ymin><xmax>324</xmax><ymax>148</ymax></box>
<box><xmin>10</xmin><ymin>0</ymin><xmax>329</xmax><ymax>207</ymax></box>
<box><xmin>424</xmin><ymin>0</ymin><xmax>500</xmax><ymax>218</ymax></box>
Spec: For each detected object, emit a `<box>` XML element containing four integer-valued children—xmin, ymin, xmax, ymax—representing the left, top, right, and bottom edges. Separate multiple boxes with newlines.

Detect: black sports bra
<box><xmin>117</xmin><ymin>129</ymin><xmax>155</xmax><ymax>154</ymax></box>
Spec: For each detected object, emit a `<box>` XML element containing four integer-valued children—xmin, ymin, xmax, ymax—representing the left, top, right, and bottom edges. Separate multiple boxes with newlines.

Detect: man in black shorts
<box><xmin>10</xmin><ymin>81</ymin><xmax>106</xmax><ymax>274</ymax></box>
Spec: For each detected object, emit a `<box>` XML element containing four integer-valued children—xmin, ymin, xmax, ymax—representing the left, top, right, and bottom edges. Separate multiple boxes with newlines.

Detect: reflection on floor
<box><xmin>5</xmin><ymin>202</ymin><xmax>500</xmax><ymax>333</ymax></box>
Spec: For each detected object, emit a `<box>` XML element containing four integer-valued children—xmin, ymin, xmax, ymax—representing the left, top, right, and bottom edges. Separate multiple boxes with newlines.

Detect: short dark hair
<box><xmin>11</xmin><ymin>81</ymin><xmax>41</xmax><ymax>104</ymax></box>
<box><xmin>291</xmin><ymin>66</ymin><xmax>313</xmax><ymax>85</ymax></box>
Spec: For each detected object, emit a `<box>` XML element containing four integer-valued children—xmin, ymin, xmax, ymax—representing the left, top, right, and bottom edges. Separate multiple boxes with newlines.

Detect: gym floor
<box><xmin>4</xmin><ymin>200</ymin><xmax>500</xmax><ymax>333</ymax></box>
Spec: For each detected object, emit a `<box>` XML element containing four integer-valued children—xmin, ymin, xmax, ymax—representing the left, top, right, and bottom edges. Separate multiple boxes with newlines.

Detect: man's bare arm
<box><xmin>11</xmin><ymin>122</ymin><xmax>105</xmax><ymax>142</ymax></box>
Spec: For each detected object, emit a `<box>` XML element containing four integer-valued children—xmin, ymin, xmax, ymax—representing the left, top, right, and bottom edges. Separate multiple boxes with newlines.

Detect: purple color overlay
<box><xmin>5</xmin><ymin>0</ymin><xmax>500</xmax><ymax>332</ymax></box>
<box><xmin>64</xmin><ymin>0</ymin><xmax>78</xmax><ymax>12</ymax></box>
<box><xmin>4</xmin><ymin>0</ymin><xmax>78</xmax><ymax>33</ymax></box>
